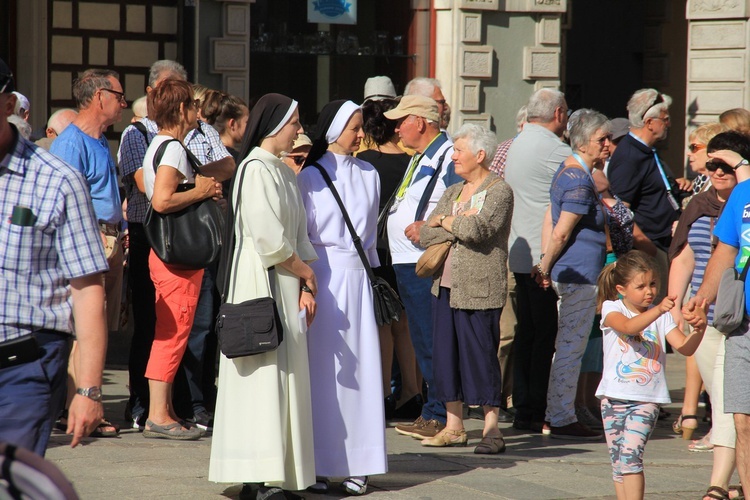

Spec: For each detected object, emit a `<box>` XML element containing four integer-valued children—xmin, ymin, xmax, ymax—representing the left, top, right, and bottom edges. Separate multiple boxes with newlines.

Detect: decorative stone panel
<box><xmin>459</xmin><ymin>81</ymin><xmax>481</xmax><ymax>111</ymax></box>
<box><xmin>224</xmin><ymin>76</ymin><xmax>248</xmax><ymax>101</ymax></box>
<box><xmin>460</xmin><ymin>46</ymin><xmax>494</xmax><ymax>79</ymax></box>
<box><xmin>459</xmin><ymin>0</ymin><xmax>499</xmax><ymax>10</ymax></box>
<box><xmin>503</xmin><ymin>0</ymin><xmax>566</xmax><ymax>13</ymax></box>
<box><xmin>126</xmin><ymin>5</ymin><xmax>147</xmax><ymax>33</ymax></box>
<box><xmin>689</xmin><ymin>52</ymin><xmax>746</xmax><ymax>82</ymax></box>
<box><xmin>152</xmin><ymin>6</ymin><xmax>179</xmax><ymax>35</ymax></box>
<box><xmin>211</xmin><ymin>40</ymin><xmax>249</xmax><ymax>73</ymax></box>
<box><xmin>461</xmin><ymin>12</ymin><xmax>482</xmax><ymax>43</ymax></box>
<box><xmin>534</xmin><ymin>79</ymin><xmax>561</xmax><ymax>91</ymax></box>
<box><xmin>212</xmin><ymin>1</ymin><xmax>252</xmax><ymax>103</ymax></box>
<box><xmin>687</xmin><ymin>0</ymin><xmax>750</xmax><ymax>20</ymax></box>
<box><xmin>688</xmin><ymin>86</ymin><xmax>746</xmax><ymax>114</ymax></box>
<box><xmin>51</xmin><ymin>36</ymin><xmax>83</xmax><ymax>65</ymax></box>
<box><xmin>536</xmin><ymin>15</ymin><xmax>560</xmax><ymax>45</ymax></box>
<box><xmin>458</xmin><ymin>113</ymin><xmax>492</xmax><ymax>129</ymax></box>
<box><xmin>52</xmin><ymin>1</ymin><xmax>72</xmax><ymax>29</ymax></box>
<box><xmin>522</xmin><ymin>46</ymin><xmax>560</xmax><ymax>79</ymax></box>
<box><xmin>690</xmin><ymin>21</ymin><xmax>746</xmax><ymax>49</ymax></box>
<box><xmin>79</xmin><ymin>2</ymin><xmax>120</xmax><ymax>31</ymax></box>
<box><xmin>226</xmin><ymin>5</ymin><xmax>250</xmax><ymax>36</ymax></box>
<box><xmin>114</xmin><ymin>40</ymin><xmax>160</xmax><ymax>68</ymax></box>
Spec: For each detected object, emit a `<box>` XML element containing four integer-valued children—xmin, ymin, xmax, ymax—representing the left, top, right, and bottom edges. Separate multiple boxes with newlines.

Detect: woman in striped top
<box><xmin>668</xmin><ymin>130</ymin><xmax>750</xmax><ymax>500</ymax></box>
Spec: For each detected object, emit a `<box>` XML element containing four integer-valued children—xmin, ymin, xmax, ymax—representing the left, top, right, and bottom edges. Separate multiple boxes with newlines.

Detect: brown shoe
<box><xmin>421</xmin><ymin>428</ymin><xmax>468</xmax><ymax>447</ymax></box>
<box><xmin>549</xmin><ymin>421</ymin><xmax>602</xmax><ymax>441</ymax></box>
<box><xmin>395</xmin><ymin>416</ymin><xmax>425</xmax><ymax>438</ymax></box>
<box><xmin>409</xmin><ymin>419</ymin><xmax>445</xmax><ymax>439</ymax></box>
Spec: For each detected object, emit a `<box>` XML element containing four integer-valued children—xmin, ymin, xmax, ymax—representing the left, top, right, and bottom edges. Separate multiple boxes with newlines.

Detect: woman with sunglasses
<box><xmin>685</xmin><ymin>123</ymin><xmax>730</xmax><ymax>205</ymax></box>
<box><xmin>669</xmin><ymin>122</ymin><xmax>729</xmax><ymax>453</ymax></box>
<box><xmin>668</xmin><ymin>131</ymin><xmax>750</xmax><ymax>500</ymax></box>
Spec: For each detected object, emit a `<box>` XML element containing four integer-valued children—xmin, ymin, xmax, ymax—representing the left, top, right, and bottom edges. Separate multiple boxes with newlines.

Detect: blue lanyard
<box><xmin>652</xmin><ymin>150</ymin><xmax>673</xmax><ymax>192</ymax></box>
<box><xmin>571</xmin><ymin>153</ymin><xmax>596</xmax><ymax>185</ymax></box>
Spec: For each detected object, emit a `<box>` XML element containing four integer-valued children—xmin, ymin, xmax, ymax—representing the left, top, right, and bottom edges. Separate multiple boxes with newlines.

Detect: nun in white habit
<box><xmin>209</xmin><ymin>93</ymin><xmax>319</xmax><ymax>500</ymax></box>
<box><xmin>296</xmin><ymin>100</ymin><xmax>387</xmax><ymax>495</ymax></box>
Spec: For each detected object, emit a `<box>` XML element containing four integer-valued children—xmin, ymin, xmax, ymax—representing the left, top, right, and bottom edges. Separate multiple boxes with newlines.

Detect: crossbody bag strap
<box><xmin>219</xmin><ymin>158</ymin><xmax>275</xmax><ymax>303</ymax></box>
<box><xmin>414</xmin><ymin>148</ymin><xmax>450</xmax><ymax>222</ymax></box>
<box><xmin>311</xmin><ymin>163</ymin><xmax>378</xmax><ymax>284</ymax></box>
<box><xmin>151</xmin><ymin>138</ymin><xmax>180</xmax><ymax>173</ymax></box>
<box><xmin>740</xmin><ymin>256</ymin><xmax>750</xmax><ymax>282</ymax></box>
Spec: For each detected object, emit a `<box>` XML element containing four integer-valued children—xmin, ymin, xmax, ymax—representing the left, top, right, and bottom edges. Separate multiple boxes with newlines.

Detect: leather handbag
<box><xmin>311</xmin><ymin>163</ymin><xmax>404</xmax><ymax>326</ymax></box>
<box><xmin>144</xmin><ymin>139</ymin><xmax>223</xmax><ymax>270</ymax></box>
<box><xmin>215</xmin><ymin>159</ymin><xmax>284</xmax><ymax>358</ymax></box>
<box><xmin>713</xmin><ymin>263</ymin><xmax>750</xmax><ymax>335</ymax></box>
<box><xmin>415</xmin><ymin>239</ymin><xmax>453</xmax><ymax>278</ymax></box>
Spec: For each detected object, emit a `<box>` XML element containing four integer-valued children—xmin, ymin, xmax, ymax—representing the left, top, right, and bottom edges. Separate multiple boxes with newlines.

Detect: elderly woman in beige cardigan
<box><xmin>419</xmin><ymin>123</ymin><xmax>514</xmax><ymax>454</ymax></box>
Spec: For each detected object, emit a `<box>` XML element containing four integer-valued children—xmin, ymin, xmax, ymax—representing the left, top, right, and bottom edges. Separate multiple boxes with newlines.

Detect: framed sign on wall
<box><xmin>308</xmin><ymin>0</ymin><xmax>357</xmax><ymax>25</ymax></box>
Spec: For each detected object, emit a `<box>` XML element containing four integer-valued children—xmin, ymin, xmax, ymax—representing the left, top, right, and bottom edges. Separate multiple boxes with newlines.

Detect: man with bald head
<box><xmin>35</xmin><ymin>108</ymin><xmax>77</xmax><ymax>150</ymax></box>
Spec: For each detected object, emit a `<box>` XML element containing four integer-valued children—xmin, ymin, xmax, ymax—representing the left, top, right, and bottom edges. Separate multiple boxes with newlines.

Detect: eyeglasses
<box><xmin>0</xmin><ymin>71</ymin><xmax>13</xmax><ymax>93</ymax></box>
<box><xmin>705</xmin><ymin>160</ymin><xmax>736</xmax><ymax>175</ymax></box>
<box><xmin>591</xmin><ymin>134</ymin><xmax>612</xmax><ymax>145</ymax></box>
<box><xmin>287</xmin><ymin>155</ymin><xmax>306</xmax><ymax>166</ymax></box>
<box><xmin>688</xmin><ymin>143</ymin><xmax>706</xmax><ymax>153</ymax></box>
<box><xmin>100</xmin><ymin>87</ymin><xmax>126</xmax><ymax>103</ymax></box>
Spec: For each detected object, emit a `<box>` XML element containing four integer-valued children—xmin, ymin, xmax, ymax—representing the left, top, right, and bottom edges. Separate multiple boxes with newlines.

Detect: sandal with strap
<box><xmin>705</xmin><ymin>486</ymin><xmax>731</xmax><ymax>500</ymax></box>
<box><xmin>90</xmin><ymin>419</ymin><xmax>120</xmax><ymax>438</ymax></box>
<box><xmin>342</xmin><ymin>476</ymin><xmax>368</xmax><ymax>496</ymax></box>
<box><xmin>673</xmin><ymin>414</ymin><xmax>699</xmax><ymax>440</ymax></box>
<box><xmin>729</xmin><ymin>485</ymin><xmax>745</xmax><ymax>500</ymax></box>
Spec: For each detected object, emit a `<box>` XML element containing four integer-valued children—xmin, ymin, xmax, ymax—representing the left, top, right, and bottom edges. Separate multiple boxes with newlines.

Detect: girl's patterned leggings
<box><xmin>600</xmin><ymin>397</ymin><xmax>659</xmax><ymax>482</ymax></box>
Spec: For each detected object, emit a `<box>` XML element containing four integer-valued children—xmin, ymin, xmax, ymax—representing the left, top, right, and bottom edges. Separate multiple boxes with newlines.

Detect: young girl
<box><xmin>596</xmin><ymin>250</ymin><xmax>706</xmax><ymax>500</ymax></box>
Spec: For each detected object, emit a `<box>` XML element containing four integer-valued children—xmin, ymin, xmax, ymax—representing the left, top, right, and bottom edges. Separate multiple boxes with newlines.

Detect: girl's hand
<box><xmin>299</xmin><ymin>292</ymin><xmax>316</xmax><ymax>327</ymax></box>
<box><xmin>658</xmin><ymin>294</ymin><xmax>676</xmax><ymax>313</ymax></box>
<box><xmin>682</xmin><ymin>299</ymin><xmax>707</xmax><ymax>333</ymax></box>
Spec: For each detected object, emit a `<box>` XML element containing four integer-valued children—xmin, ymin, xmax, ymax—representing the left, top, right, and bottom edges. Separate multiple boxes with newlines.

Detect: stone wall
<box><xmin>48</xmin><ymin>0</ymin><xmax>179</xmax><ymax>148</ymax></box>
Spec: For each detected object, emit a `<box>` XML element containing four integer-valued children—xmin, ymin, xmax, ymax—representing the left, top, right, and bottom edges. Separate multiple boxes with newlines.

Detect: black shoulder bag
<box><xmin>311</xmin><ymin>163</ymin><xmax>404</xmax><ymax>326</ymax></box>
<box><xmin>143</xmin><ymin>139</ymin><xmax>224</xmax><ymax>270</ymax></box>
<box><xmin>214</xmin><ymin>159</ymin><xmax>284</xmax><ymax>358</ymax></box>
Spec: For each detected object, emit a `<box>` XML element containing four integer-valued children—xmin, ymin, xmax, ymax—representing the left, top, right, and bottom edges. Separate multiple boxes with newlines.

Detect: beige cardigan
<box><xmin>419</xmin><ymin>173</ymin><xmax>514</xmax><ymax>310</ymax></box>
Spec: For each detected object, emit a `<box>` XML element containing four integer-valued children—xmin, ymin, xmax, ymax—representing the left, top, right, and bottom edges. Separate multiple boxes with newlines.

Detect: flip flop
<box><xmin>143</xmin><ymin>419</ymin><xmax>202</xmax><ymax>440</ymax></box>
<box><xmin>342</xmin><ymin>476</ymin><xmax>368</xmax><ymax>496</ymax></box>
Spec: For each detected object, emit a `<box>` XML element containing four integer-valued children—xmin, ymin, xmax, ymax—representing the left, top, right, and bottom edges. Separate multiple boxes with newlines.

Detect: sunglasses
<box><xmin>591</xmin><ymin>134</ymin><xmax>612</xmax><ymax>145</ymax></box>
<box><xmin>287</xmin><ymin>155</ymin><xmax>306</xmax><ymax>166</ymax></box>
<box><xmin>688</xmin><ymin>143</ymin><xmax>706</xmax><ymax>153</ymax></box>
<box><xmin>100</xmin><ymin>87</ymin><xmax>126</xmax><ymax>103</ymax></box>
<box><xmin>705</xmin><ymin>160</ymin><xmax>736</xmax><ymax>175</ymax></box>
<box><xmin>0</xmin><ymin>71</ymin><xmax>13</xmax><ymax>93</ymax></box>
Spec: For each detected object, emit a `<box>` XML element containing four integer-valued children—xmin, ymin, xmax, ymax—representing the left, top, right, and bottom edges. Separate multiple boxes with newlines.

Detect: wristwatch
<box><xmin>76</xmin><ymin>386</ymin><xmax>103</xmax><ymax>402</ymax></box>
<box><xmin>439</xmin><ymin>215</ymin><xmax>448</xmax><ymax>225</ymax></box>
<box><xmin>733</xmin><ymin>158</ymin><xmax>749</xmax><ymax>170</ymax></box>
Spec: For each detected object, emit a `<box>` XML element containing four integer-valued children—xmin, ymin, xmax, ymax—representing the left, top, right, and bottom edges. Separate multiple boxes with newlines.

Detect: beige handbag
<box><xmin>415</xmin><ymin>239</ymin><xmax>453</xmax><ymax>278</ymax></box>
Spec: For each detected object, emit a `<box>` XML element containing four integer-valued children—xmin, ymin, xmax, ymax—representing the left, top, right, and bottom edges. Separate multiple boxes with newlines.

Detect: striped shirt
<box><xmin>688</xmin><ymin>215</ymin><xmax>716</xmax><ymax>323</ymax></box>
<box><xmin>0</xmin><ymin>128</ymin><xmax>109</xmax><ymax>342</ymax></box>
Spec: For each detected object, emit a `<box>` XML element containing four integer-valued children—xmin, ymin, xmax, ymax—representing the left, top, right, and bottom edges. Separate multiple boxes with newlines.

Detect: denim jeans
<box><xmin>511</xmin><ymin>273</ymin><xmax>558</xmax><ymax>423</ymax></box>
<box><xmin>393</xmin><ymin>263</ymin><xmax>446</xmax><ymax>423</ymax></box>
<box><xmin>0</xmin><ymin>331</ymin><xmax>69</xmax><ymax>456</ymax></box>
<box><xmin>174</xmin><ymin>263</ymin><xmax>217</xmax><ymax>417</ymax></box>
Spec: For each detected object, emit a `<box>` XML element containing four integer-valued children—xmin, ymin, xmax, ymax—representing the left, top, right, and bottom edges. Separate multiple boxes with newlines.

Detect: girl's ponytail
<box><xmin>596</xmin><ymin>262</ymin><xmax>618</xmax><ymax>313</ymax></box>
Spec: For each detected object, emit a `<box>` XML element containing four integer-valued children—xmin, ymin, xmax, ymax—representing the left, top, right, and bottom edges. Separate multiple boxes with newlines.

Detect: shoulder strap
<box><xmin>133</xmin><ymin>121</ymin><xmax>150</xmax><ymax>144</ymax></box>
<box><xmin>311</xmin><ymin>162</ymin><xmax>377</xmax><ymax>284</ymax></box>
<box><xmin>218</xmin><ymin>158</ymin><xmax>274</xmax><ymax>303</ymax></box>
<box><xmin>151</xmin><ymin>137</ymin><xmax>203</xmax><ymax>178</ymax></box>
<box><xmin>414</xmin><ymin>147</ymin><xmax>450</xmax><ymax>221</ymax></box>
<box><xmin>740</xmin><ymin>258</ymin><xmax>750</xmax><ymax>283</ymax></box>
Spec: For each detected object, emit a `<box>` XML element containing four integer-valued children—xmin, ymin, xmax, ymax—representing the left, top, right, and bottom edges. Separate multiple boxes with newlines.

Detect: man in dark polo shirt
<box><xmin>608</xmin><ymin>88</ymin><xmax>691</xmax><ymax>297</ymax></box>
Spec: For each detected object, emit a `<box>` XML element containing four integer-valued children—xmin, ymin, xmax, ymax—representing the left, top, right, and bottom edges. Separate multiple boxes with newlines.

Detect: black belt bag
<box><xmin>0</xmin><ymin>336</ymin><xmax>41</xmax><ymax>369</ymax></box>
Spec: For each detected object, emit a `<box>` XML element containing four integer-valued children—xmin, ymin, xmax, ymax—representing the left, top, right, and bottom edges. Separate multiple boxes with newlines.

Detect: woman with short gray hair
<box><xmin>419</xmin><ymin>123</ymin><xmax>513</xmax><ymax>454</ymax></box>
<box><xmin>534</xmin><ymin>109</ymin><xmax>610</xmax><ymax>440</ymax></box>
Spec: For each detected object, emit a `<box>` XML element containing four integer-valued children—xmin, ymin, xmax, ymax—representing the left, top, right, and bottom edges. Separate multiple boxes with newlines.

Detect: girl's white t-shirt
<box><xmin>142</xmin><ymin>135</ymin><xmax>194</xmax><ymax>201</ymax></box>
<box><xmin>595</xmin><ymin>299</ymin><xmax>676</xmax><ymax>404</ymax></box>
